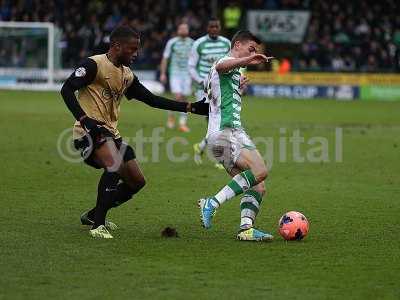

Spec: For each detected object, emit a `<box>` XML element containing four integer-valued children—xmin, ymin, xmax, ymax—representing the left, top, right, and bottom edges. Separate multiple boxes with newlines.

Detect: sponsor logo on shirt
<box><xmin>75</xmin><ymin>67</ymin><xmax>86</xmax><ymax>77</ymax></box>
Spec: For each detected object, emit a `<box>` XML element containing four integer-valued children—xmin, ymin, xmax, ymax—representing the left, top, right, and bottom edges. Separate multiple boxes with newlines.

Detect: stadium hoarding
<box><xmin>360</xmin><ymin>86</ymin><xmax>400</xmax><ymax>101</ymax></box>
<box><xmin>246</xmin><ymin>72</ymin><xmax>400</xmax><ymax>100</ymax></box>
<box><xmin>248</xmin><ymin>84</ymin><xmax>359</xmax><ymax>100</ymax></box>
<box><xmin>246</xmin><ymin>72</ymin><xmax>400</xmax><ymax>86</ymax></box>
<box><xmin>247</xmin><ymin>10</ymin><xmax>310</xmax><ymax>43</ymax></box>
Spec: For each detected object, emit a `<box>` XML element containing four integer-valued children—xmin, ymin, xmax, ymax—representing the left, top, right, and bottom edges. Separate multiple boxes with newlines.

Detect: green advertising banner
<box><xmin>361</xmin><ymin>86</ymin><xmax>400</xmax><ymax>101</ymax></box>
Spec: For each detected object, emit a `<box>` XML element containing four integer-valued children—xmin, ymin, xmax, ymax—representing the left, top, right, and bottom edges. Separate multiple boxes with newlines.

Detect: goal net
<box><xmin>0</xmin><ymin>21</ymin><xmax>64</xmax><ymax>91</ymax></box>
<box><xmin>0</xmin><ymin>21</ymin><xmax>164</xmax><ymax>94</ymax></box>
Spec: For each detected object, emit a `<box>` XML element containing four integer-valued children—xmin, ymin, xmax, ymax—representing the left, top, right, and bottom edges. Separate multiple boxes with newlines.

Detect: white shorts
<box><xmin>207</xmin><ymin>128</ymin><xmax>256</xmax><ymax>172</ymax></box>
<box><xmin>169</xmin><ymin>75</ymin><xmax>192</xmax><ymax>96</ymax></box>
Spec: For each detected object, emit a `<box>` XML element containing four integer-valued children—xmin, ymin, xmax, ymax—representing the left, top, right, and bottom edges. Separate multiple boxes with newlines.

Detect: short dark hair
<box><xmin>178</xmin><ymin>22</ymin><xmax>189</xmax><ymax>28</ymax></box>
<box><xmin>208</xmin><ymin>17</ymin><xmax>220</xmax><ymax>24</ymax></box>
<box><xmin>230</xmin><ymin>30</ymin><xmax>261</xmax><ymax>48</ymax></box>
<box><xmin>110</xmin><ymin>25</ymin><xmax>140</xmax><ymax>45</ymax></box>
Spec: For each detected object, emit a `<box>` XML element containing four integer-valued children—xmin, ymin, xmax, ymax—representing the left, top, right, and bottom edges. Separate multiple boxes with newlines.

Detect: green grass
<box><xmin>0</xmin><ymin>90</ymin><xmax>399</xmax><ymax>299</ymax></box>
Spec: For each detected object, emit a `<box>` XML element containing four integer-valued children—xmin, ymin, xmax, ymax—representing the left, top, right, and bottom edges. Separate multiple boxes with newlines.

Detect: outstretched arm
<box><xmin>125</xmin><ymin>77</ymin><xmax>187</xmax><ymax>112</ymax></box>
<box><xmin>216</xmin><ymin>54</ymin><xmax>273</xmax><ymax>74</ymax></box>
<box><xmin>125</xmin><ymin>77</ymin><xmax>209</xmax><ymax>115</ymax></box>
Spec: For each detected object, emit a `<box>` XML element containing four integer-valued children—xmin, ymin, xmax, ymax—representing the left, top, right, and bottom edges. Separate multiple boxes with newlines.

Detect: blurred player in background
<box><xmin>160</xmin><ymin>23</ymin><xmax>194</xmax><ymax>132</ymax></box>
<box><xmin>188</xmin><ymin>18</ymin><xmax>230</xmax><ymax>168</ymax></box>
<box><xmin>198</xmin><ymin>30</ymin><xmax>274</xmax><ymax>242</ymax></box>
<box><xmin>60</xmin><ymin>26</ymin><xmax>208</xmax><ymax>239</ymax></box>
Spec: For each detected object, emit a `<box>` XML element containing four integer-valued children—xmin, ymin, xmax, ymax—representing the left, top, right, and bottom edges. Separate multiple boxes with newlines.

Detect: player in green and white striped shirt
<box><xmin>198</xmin><ymin>30</ymin><xmax>274</xmax><ymax>241</ymax></box>
<box><xmin>188</xmin><ymin>18</ymin><xmax>230</xmax><ymax>167</ymax></box>
<box><xmin>160</xmin><ymin>23</ymin><xmax>194</xmax><ymax>132</ymax></box>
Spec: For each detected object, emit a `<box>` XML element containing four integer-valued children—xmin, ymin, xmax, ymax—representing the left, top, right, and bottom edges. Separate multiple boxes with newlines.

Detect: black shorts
<box><xmin>73</xmin><ymin>134</ymin><xmax>136</xmax><ymax>169</ymax></box>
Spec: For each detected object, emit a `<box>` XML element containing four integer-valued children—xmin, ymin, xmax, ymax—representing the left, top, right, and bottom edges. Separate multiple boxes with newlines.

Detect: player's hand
<box><xmin>188</xmin><ymin>98</ymin><xmax>209</xmax><ymax>116</ymax></box>
<box><xmin>239</xmin><ymin>75</ymin><xmax>250</xmax><ymax>92</ymax></box>
<box><xmin>80</xmin><ymin>116</ymin><xmax>108</xmax><ymax>142</ymax></box>
<box><xmin>160</xmin><ymin>73</ymin><xmax>167</xmax><ymax>84</ymax></box>
<box><xmin>247</xmin><ymin>54</ymin><xmax>274</xmax><ymax>65</ymax></box>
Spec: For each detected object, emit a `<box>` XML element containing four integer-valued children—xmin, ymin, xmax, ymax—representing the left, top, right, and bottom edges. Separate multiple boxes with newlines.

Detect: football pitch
<box><xmin>0</xmin><ymin>90</ymin><xmax>399</xmax><ymax>299</ymax></box>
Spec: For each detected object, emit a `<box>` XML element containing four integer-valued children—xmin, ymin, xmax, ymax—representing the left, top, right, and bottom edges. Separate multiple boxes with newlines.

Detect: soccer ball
<box><xmin>278</xmin><ymin>211</ymin><xmax>309</xmax><ymax>240</ymax></box>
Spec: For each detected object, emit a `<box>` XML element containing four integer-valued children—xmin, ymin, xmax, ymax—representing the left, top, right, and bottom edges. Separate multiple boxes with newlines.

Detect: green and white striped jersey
<box><xmin>206</xmin><ymin>55</ymin><xmax>243</xmax><ymax>135</ymax></box>
<box><xmin>163</xmin><ymin>36</ymin><xmax>194</xmax><ymax>76</ymax></box>
<box><xmin>188</xmin><ymin>35</ymin><xmax>230</xmax><ymax>87</ymax></box>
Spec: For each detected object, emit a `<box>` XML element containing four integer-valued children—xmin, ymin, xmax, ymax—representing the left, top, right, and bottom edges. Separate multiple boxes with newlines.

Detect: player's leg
<box><xmin>239</xmin><ymin>181</ymin><xmax>266</xmax><ymax>230</ymax></box>
<box><xmin>206</xmin><ymin>146</ymin><xmax>267</xmax><ymax>208</ymax></box>
<box><xmin>170</xmin><ymin>76</ymin><xmax>189</xmax><ymax>132</ymax></box>
<box><xmin>196</xmin><ymin>134</ymin><xmax>208</xmax><ymax>153</ymax></box>
<box><xmin>199</xmin><ymin>130</ymin><xmax>268</xmax><ymax>228</ymax></box>
<box><xmin>236</xmin><ymin>180</ymin><xmax>273</xmax><ymax>241</ymax></box>
<box><xmin>208</xmin><ymin>134</ymin><xmax>268</xmax><ymax>208</ymax></box>
<box><xmin>226</xmin><ymin>142</ymin><xmax>273</xmax><ymax>241</ymax></box>
<box><xmin>193</xmin><ymin>89</ymin><xmax>208</xmax><ymax>164</ymax></box>
<box><xmin>167</xmin><ymin>76</ymin><xmax>178</xmax><ymax>129</ymax></box>
<box><xmin>193</xmin><ymin>132</ymin><xmax>207</xmax><ymax>165</ymax></box>
<box><xmin>88</xmin><ymin>138</ymin><xmax>124</xmax><ymax>238</ymax></box>
<box><xmin>112</xmin><ymin>158</ymin><xmax>146</xmax><ymax>208</ymax></box>
<box><xmin>177</xmin><ymin>76</ymin><xmax>192</xmax><ymax>132</ymax></box>
<box><xmin>167</xmin><ymin>111</ymin><xmax>175</xmax><ymax>129</ymax></box>
<box><xmin>82</xmin><ymin>140</ymin><xmax>143</xmax><ymax>233</ymax></box>
<box><xmin>175</xmin><ymin>92</ymin><xmax>190</xmax><ymax>132</ymax></box>
<box><xmin>75</xmin><ymin>135</ymin><xmax>115</xmax><ymax>231</ymax></box>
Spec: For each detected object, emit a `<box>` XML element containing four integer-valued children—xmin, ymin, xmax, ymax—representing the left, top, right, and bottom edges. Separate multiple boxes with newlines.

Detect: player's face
<box><xmin>207</xmin><ymin>21</ymin><xmax>220</xmax><ymax>39</ymax></box>
<box><xmin>118</xmin><ymin>37</ymin><xmax>140</xmax><ymax>66</ymax></box>
<box><xmin>177</xmin><ymin>24</ymin><xmax>189</xmax><ymax>37</ymax></box>
<box><xmin>236</xmin><ymin>40</ymin><xmax>259</xmax><ymax>58</ymax></box>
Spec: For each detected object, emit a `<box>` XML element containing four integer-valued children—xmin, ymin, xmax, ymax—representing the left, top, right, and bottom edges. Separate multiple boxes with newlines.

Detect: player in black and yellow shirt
<box><xmin>61</xmin><ymin>26</ymin><xmax>208</xmax><ymax>239</ymax></box>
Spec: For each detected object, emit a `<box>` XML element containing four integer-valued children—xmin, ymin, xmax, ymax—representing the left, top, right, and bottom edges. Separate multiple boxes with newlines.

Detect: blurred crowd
<box><xmin>246</xmin><ymin>0</ymin><xmax>400</xmax><ymax>72</ymax></box>
<box><xmin>297</xmin><ymin>0</ymin><xmax>400</xmax><ymax>72</ymax></box>
<box><xmin>0</xmin><ymin>0</ymin><xmax>212</xmax><ymax>68</ymax></box>
<box><xmin>0</xmin><ymin>0</ymin><xmax>399</xmax><ymax>72</ymax></box>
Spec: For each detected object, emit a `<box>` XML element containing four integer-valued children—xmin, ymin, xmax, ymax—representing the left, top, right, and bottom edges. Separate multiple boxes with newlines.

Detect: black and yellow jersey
<box><xmin>61</xmin><ymin>53</ymin><xmax>206</xmax><ymax>140</ymax></box>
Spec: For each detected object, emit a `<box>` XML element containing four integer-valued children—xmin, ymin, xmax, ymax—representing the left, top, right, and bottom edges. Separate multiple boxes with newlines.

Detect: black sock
<box><xmin>93</xmin><ymin>171</ymin><xmax>120</xmax><ymax>229</ymax></box>
<box><xmin>88</xmin><ymin>179</ymin><xmax>145</xmax><ymax>220</ymax></box>
<box><xmin>87</xmin><ymin>208</ymin><xmax>96</xmax><ymax>221</ymax></box>
<box><xmin>112</xmin><ymin>181</ymin><xmax>143</xmax><ymax>208</ymax></box>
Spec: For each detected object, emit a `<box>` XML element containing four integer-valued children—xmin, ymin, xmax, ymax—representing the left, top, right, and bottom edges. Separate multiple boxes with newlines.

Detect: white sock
<box><xmin>213</xmin><ymin>170</ymin><xmax>257</xmax><ymax>206</ymax></box>
<box><xmin>212</xmin><ymin>186</ymin><xmax>235</xmax><ymax>207</ymax></box>
<box><xmin>239</xmin><ymin>189</ymin><xmax>262</xmax><ymax>230</ymax></box>
<box><xmin>240</xmin><ymin>217</ymin><xmax>253</xmax><ymax>230</ymax></box>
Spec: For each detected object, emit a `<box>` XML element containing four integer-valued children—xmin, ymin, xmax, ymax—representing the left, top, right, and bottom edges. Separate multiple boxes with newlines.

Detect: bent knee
<box><xmin>254</xmin><ymin>168</ymin><xmax>268</xmax><ymax>183</ymax></box>
<box><xmin>137</xmin><ymin>177</ymin><xmax>146</xmax><ymax>190</ymax></box>
<box><xmin>126</xmin><ymin>176</ymin><xmax>146</xmax><ymax>191</ymax></box>
<box><xmin>253</xmin><ymin>182</ymin><xmax>266</xmax><ymax>197</ymax></box>
<box><xmin>102</xmin><ymin>156</ymin><xmax>123</xmax><ymax>172</ymax></box>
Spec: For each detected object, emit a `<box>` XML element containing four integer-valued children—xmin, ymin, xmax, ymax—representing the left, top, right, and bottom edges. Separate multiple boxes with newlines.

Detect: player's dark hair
<box><xmin>178</xmin><ymin>22</ymin><xmax>189</xmax><ymax>28</ymax></box>
<box><xmin>230</xmin><ymin>30</ymin><xmax>261</xmax><ymax>48</ymax></box>
<box><xmin>208</xmin><ymin>17</ymin><xmax>220</xmax><ymax>24</ymax></box>
<box><xmin>110</xmin><ymin>25</ymin><xmax>140</xmax><ymax>45</ymax></box>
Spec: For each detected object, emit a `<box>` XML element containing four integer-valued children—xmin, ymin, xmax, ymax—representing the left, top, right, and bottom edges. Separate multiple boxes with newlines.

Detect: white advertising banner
<box><xmin>247</xmin><ymin>10</ymin><xmax>310</xmax><ymax>43</ymax></box>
